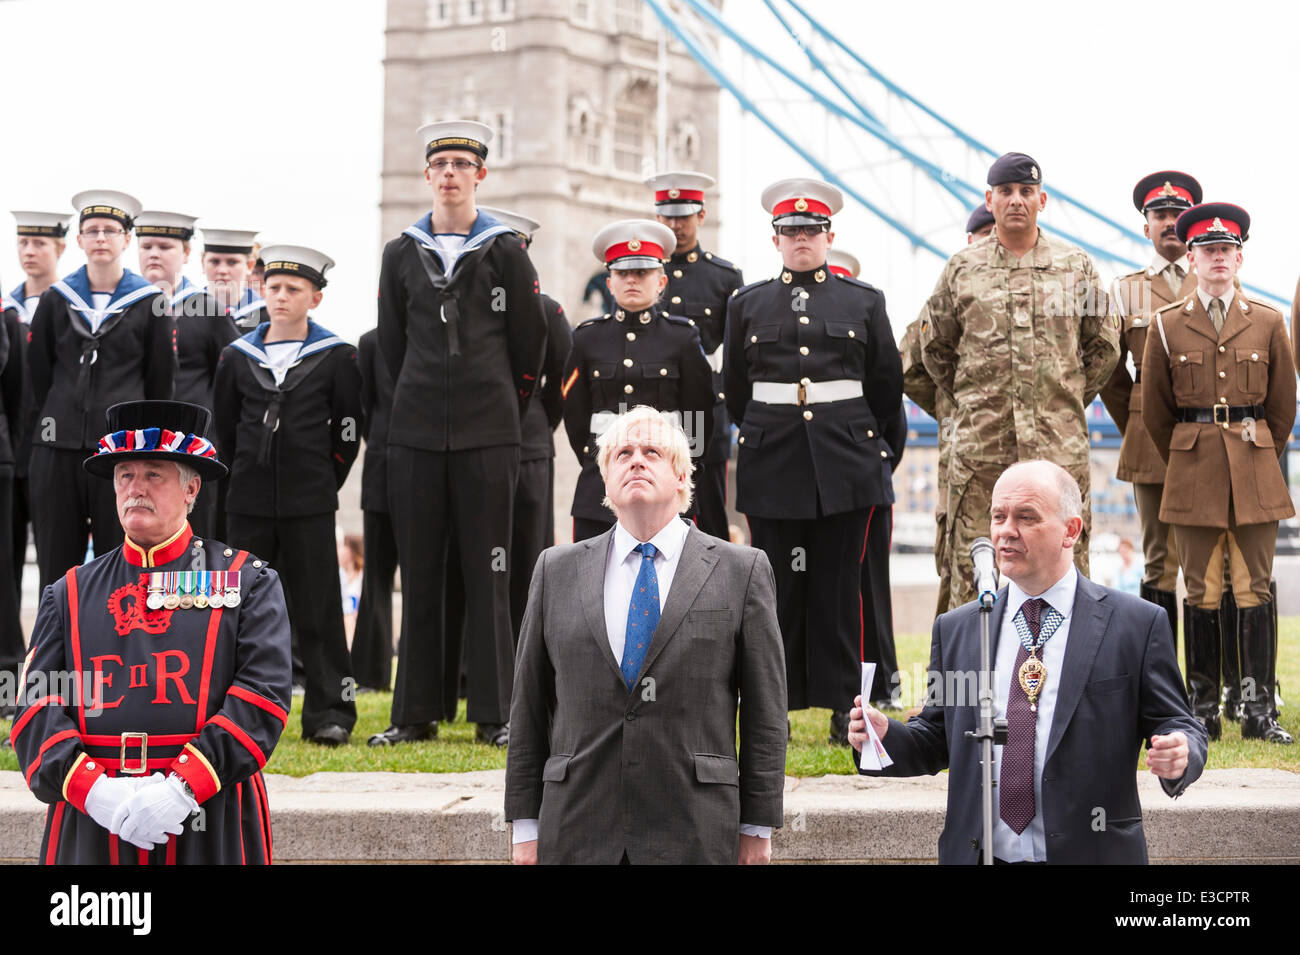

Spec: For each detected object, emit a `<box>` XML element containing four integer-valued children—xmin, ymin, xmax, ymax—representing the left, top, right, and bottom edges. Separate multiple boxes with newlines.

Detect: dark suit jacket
<box><xmin>861</xmin><ymin>573</ymin><xmax>1207</xmax><ymax>864</ymax></box>
<box><xmin>505</xmin><ymin>522</ymin><xmax>788</xmax><ymax>864</ymax></box>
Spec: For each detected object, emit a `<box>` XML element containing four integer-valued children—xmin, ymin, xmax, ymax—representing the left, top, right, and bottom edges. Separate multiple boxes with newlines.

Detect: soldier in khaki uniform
<box><xmin>903</xmin><ymin>204</ymin><xmax>994</xmax><ymax>617</ymax></box>
<box><xmin>918</xmin><ymin>153</ymin><xmax>1118</xmax><ymax>609</ymax></box>
<box><xmin>1143</xmin><ymin>203</ymin><xmax>1295</xmax><ymax>744</ymax></box>
<box><xmin>1100</xmin><ymin>172</ymin><xmax>1201</xmax><ymax>642</ymax></box>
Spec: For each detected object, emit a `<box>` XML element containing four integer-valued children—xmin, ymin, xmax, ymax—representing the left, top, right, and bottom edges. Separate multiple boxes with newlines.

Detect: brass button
<box><xmin>624</xmin><ymin>384</ymin><xmax>634</xmax><ymax>394</ymax></box>
<box><xmin>738</xmin><ymin>436</ymin><xmax>745</xmax><ymax>445</ymax></box>
<box><xmin>1218</xmin><ymin>345</ymin><xmax>1226</xmax><ymax>353</ymax></box>
<box><xmin>799</xmin><ymin>346</ymin><xmax>809</xmax><ymax>356</ymax></box>
<box><xmin>659</xmin><ymin>368</ymin><xmax>667</xmax><ymax>376</ymax></box>
<box><xmin>867</xmin><ymin>430</ymin><xmax>874</xmax><ymax>438</ymax></box>
<box><xmin>593</xmin><ymin>370</ymin><xmax>600</xmax><ymax>377</ymax></box>
<box><xmin>1218</xmin><ymin>371</ymin><xmax>1226</xmax><ymax>378</ymax></box>
<box><xmin>86</xmin><ymin>762</ymin><xmax>96</xmax><ymax>771</ymax></box>
<box><xmin>671</xmin><ymin>296</ymin><xmax>681</xmax><ymax>304</ymax></box>
<box><xmin>179</xmin><ymin>754</ymin><xmax>189</xmax><ymax>764</ymax></box>
<box><xmin>800</xmin><ymin>377</ymin><xmax>810</xmax><ymax>385</ymax></box>
<box><xmin>1252</xmin><ymin>352</ymin><xmax>1259</xmax><ymax>360</ymax></box>
<box><xmin>803</xmin><ymin>410</ymin><xmax>813</xmax><ymax>421</ymax></box>
<box><xmin>252</xmin><ymin>560</ymin><xmax>262</xmax><ymax>568</ymax></box>
<box><xmin>673</xmin><ymin>270</ymin><xmax>683</xmax><ymax>278</ymax></box>
<box><xmin>1179</xmin><ymin>355</ymin><xmax>1187</xmax><ymax>362</ymax></box>
<box><xmin>627</xmin><ymin>332</ymin><xmax>636</xmax><ymax>341</ymax></box>
<box><xmin>704</xmin><ymin>308</ymin><xmax>711</xmax><ymax>316</ymax></box>
<box><xmin>688</xmin><ymin>251</ymin><xmax>698</xmax><ymax>263</ymax></box>
<box><xmin>616</xmin><ymin>309</ymin><xmax>625</xmax><ymax>321</ymax></box>
<box><xmin>799</xmin><ymin>316</ymin><xmax>809</xmax><ymax>325</ymax></box>
<box><xmin>223</xmin><ymin>548</ymin><xmax>233</xmax><ymax>557</ymax></box>
<box><xmin>1219</xmin><ymin>397</ymin><xmax>1227</xmax><ymax>403</ymax></box>
<box><xmin>194</xmin><ymin>539</ymin><xmax>204</xmax><ymax>548</ymax></box>
<box><xmin>880</xmin><ymin>450</ymin><xmax>888</xmax><ymax>458</ymax></box>
<box><xmin>751</xmin><ymin>335</ymin><xmax>758</xmax><ymax>343</ymax></box>
<box><xmin>583</xmin><ymin>445</ymin><xmax>589</xmax><ymax>454</ymax></box>
<box><xmin>848</xmin><ymin>330</ymin><xmax>855</xmax><ymax>338</ymax></box>
<box><xmin>814</xmin><ymin>269</ymin><xmax>826</xmax><ymax>283</ymax></box>
<box><xmin>717</xmin><ymin>391</ymin><xmax>724</xmax><ymax>400</ymax></box>
<box><xmin>623</xmin><ymin>358</ymin><xmax>633</xmax><ymax>367</ymax></box>
<box><xmin>688</xmin><ymin>319</ymin><xmax>695</xmax><ymax>326</ymax></box>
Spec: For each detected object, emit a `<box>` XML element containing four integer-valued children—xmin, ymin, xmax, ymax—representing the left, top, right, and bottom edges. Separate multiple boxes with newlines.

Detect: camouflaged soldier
<box><xmin>1099</xmin><ymin>171</ymin><xmax>1201</xmax><ymax>645</ymax></box>
<box><xmin>918</xmin><ymin>153</ymin><xmax>1119</xmax><ymax>608</ymax></box>
<box><xmin>902</xmin><ymin>204</ymin><xmax>994</xmax><ymax>617</ymax></box>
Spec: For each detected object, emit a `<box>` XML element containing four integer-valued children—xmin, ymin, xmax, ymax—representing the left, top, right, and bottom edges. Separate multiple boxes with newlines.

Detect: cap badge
<box><xmin>627</xmin><ymin>238</ymin><xmax>642</xmax><ymax>252</ymax></box>
<box><xmin>668</xmin><ymin>188</ymin><xmax>681</xmax><ymax>199</ymax></box>
<box><xmin>794</xmin><ymin>198</ymin><xmax>809</xmax><ymax>212</ymax></box>
<box><xmin>1209</xmin><ymin>217</ymin><xmax>1228</xmax><ymax>233</ymax></box>
<box><xmin>1160</xmin><ymin>181</ymin><xmax>1177</xmax><ymax>197</ymax></box>
<box><xmin>1030</xmin><ymin>165</ymin><xmax>1039</xmax><ymax>180</ymax></box>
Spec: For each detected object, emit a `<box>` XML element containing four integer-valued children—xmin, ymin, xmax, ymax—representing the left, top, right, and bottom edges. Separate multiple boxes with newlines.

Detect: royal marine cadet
<box><xmin>561</xmin><ymin>220</ymin><xmax>714</xmax><ymax>541</ymax></box>
<box><xmin>212</xmin><ymin>244</ymin><xmax>362</xmax><ymax>747</ymax></box>
<box><xmin>1100</xmin><ymin>172</ymin><xmax>1201</xmax><ymax>645</ymax></box>
<box><xmin>199</xmin><ymin>227</ymin><xmax>266</xmax><ymax>331</ymax></box>
<box><xmin>27</xmin><ymin>190</ymin><xmax>173</xmax><ymax>593</ymax></box>
<box><xmin>135</xmin><ymin>211</ymin><xmax>239</xmax><ymax>539</ymax></box>
<box><xmin>646</xmin><ymin>172</ymin><xmax>742</xmax><ymax>539</ymax></box>
<box><xmin>372</xmin><ymin>121</ymin><xmax>547</xmax><ymax>749</ymax></box>
<box><xmin>1143</xmin><ymin>203</ymin><xmax>1296</xmax><ymax>745</ymax></box>
<box><xmin>724</xmin><ymin>179</ymin><xmax>903</xmax><ymax>744</ymax></box>
<box><xmin>11</xmin><ymin>399</ymin><xmax>291</xmax><ymax>863</ymax></box>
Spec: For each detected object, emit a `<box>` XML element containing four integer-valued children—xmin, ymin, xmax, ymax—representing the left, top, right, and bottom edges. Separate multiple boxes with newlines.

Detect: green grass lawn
<box><xmin>4</xmin><ymin>618</ymin><xmax>1298</xmax><ymax>778</ymax></box>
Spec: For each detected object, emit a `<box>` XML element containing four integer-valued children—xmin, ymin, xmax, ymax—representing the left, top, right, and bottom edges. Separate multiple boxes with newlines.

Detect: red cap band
<box><xmin>1143</xmin><ymin>183</ymin><xmax>1194</xmax><ymax>207</ymax></box>
<box><xmin>773</xmin><ymin>197</ymin><xmax>831</xmax><ymax>218</ymax></box>
<box><xmin>605</xmin><ymin>240</ymin><xmax>665</xmax><ymax>262</ymax></box>
<box><xmin>1185</xmin><ymin>216</ymin><xmax>1242</xmax><ymax>241</ymax></box>
<box><xmin>655</xmin><ymin>189</ymin><xmax>705</xmax><ymax>203</ymax></box>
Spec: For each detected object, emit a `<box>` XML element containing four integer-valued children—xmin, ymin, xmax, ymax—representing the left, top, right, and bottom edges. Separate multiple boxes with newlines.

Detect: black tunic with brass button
<box><xmin>560</xmin><ymin>307</ymin><xmax>714</xmax><ymax>523</ymax></box>
<box><xmin>724</xmin><ymin>266</ymin><xmax>903</xmax><ymax>520</ymax></box>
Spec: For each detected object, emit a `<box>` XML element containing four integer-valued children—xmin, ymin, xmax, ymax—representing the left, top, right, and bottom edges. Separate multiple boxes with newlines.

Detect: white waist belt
<box><xmin>752</xmin><ymin>379</ymin><xmax>863</xmax><ymax>405</ymax></box>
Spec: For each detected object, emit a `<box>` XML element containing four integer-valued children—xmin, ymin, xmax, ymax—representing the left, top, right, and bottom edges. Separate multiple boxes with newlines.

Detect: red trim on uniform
<box><xmin>253</xmin><ymin>771</ymin><xmax>272</xmax><ymax>862</ymax></box>
<box><xmin>1185</xmin><ymin>216</ymin><xmax>1242</xmax><ymax>241</ymax></box>
<box><xmin>227</xmin><ymin>685</ymin><xmax>289</xmax><ymax>727</ymax></box>
<box><xmin>96</xmin><ymin>756</ymin><xmax>187</xmax><ymax>771</ymax></box>
<box><xmin>859</xmin><ymin>508</ymin><xmax>873</xmax><ymax>663</ymax></box>
<box><xmin>655</xmin><ymin>188</ymin><xmax>704</xmax><ymax>203</ymax></box>
<box><xmin>46</xmin><ymin>803</ymin><xmax>65</xmax><ymax>865</ymax></box>
<box><xmin>170</xmin><ymin>742</ymin><xmax>221</xmax><ymax>803</ymax></box>
<box><xmin>196</xmin><ymin>550</ymin><xmax>248</xmax><ymax>732</ymax></box>
<box><xmin>25</xmin><ymin>729</ymin><xmax>80</xmax><ymax>785</ymax></box>
<box><xmin>121</xmin><ymin>523</ymin><xmax>192</xmax><ymax>568</ymax></box>
<box><xmin>605</xmin><ymin>240</ymin><xmax>665</xmax><ymax>263</ymax></box>
<box><xmin>64</xmin><ymin>752</ymin><xmax>106</xmax><ymax>813</ymax></box>
<box><xmin>560</xmin><ymin>367</ymin><xmax>580</xmax><ymax>400</ymax></box>
<box><xmin>83</xmin><ymin>732</ymin><xmax>196</xmax><ymax>746</ymax></box>
<box><xmin>109</xmin><ymin>832</ymin><xmax>120</xmax><ymax>865</ymax></box>
<box><xmin>67</xmin><ymin>568</ymin><xmax>85</xmax><ymax>735</ymax></box>
<box><xmin>237</xmin><ymin>782</ymin><xmax>246</xmax><ymax>865</ymax></box>
<box><xmin>9</xmin><ymin>696</ymin><xmax>66</xmax><ymax>744</ymax></box>
<box><xmin>828</xmin><ymin>265</ymin><xmax>852</xmax><ymax>278</ymax></box>
<box><xmin>773</xmin><ymin>197</ymin><xmax>831</xmax><ymax>217</ymax></box>
<box><xmin>166</xmin><ymin>835</ymin><xmax>177</xmax><ymax>866</ymax></box>
<box><xmin>1143</xmin><ymin>183</ymin><xmax>1194</xmax><ymax>207</ymax></box>
<box><xmin>210</xmin><ymin>714</ymin><xmax>267</xmax><ymax>767</ymax></box>
<box><xmin>137</xmin><ymin>847</ymin><xmax>148</xmax><ymax>865</ymax></box>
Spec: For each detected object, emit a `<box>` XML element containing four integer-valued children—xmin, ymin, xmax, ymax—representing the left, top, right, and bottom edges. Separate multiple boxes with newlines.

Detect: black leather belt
<box><xmin>1179</xmin><ymin>404</ymin><xmax>1265</xmax><ymax>425</ymax></box>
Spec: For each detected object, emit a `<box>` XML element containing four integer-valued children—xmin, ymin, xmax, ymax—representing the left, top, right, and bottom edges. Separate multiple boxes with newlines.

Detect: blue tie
<box><xmin>621</xmin><ymin>543</ymin><xmax>660</xmax><ymax>690</ymax></box>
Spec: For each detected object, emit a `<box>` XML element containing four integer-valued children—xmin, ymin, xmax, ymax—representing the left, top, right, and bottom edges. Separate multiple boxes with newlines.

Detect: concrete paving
<box><xmin>2</xmin><ymin>768</ymin><xmax>1296</xmax><ymax>864</ymax></box>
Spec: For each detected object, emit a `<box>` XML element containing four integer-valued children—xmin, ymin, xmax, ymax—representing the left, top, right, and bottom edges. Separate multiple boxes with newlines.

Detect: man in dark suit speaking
<box><xmin>848</xmin><ymin>460</ymin><xmax>1206</xmax><ymax>864</ymax></box>
<box><xmin>506</xmin><ymin>406</ymin><xmax>788</xmax><ymax>864</ymax></box>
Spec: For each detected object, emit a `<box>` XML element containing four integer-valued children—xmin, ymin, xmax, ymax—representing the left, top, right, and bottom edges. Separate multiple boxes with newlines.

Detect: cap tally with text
<box><xmin>72</xmin><ymin>189</ymin><xmax>142</xmax><ymax>230</ymax></box>
<box><xmin>986</xmin><ymin>152</ymin><xmax>1041</xmax><ymax>187</ymax></box>
<box><xmin>592</xmin><ymin>219</ymin><xmax>676</xmax><ymax>270</ymax></box>
<box><xmin>1132</xmin><ymin>171</ymin><xmax>1202</xmax><ymax>214</ymax></box>
<box><xmin>827</xmin><ymin>249</ymin><xmax>860</xmax><ymax>279</ymax></box>
<box><xmin>259</xmin><ymin>243</ymin><xmax>335</xmax><ymax>288</ymax></box>
<box><xmin>762</xmin><ymin>178</ymin><xmax>843</xmax><ymax>226</ymax></box>
<box><xmin>1175</xmin><ymin>202</ymin><xmax>1249</xmax><ymax>247</ymax></box>
<box><xmin>85</xmin><ymin>400</ymin><xmax>226</xmax><ymax>481</ymax></box>
<box><xmin>966</xmin><ymin>204</ymin><xmax>995</xmax><ymax>235</ymax></box>
<box><xmin>645</xmin><ymin>171</ymin><xmax>715</xmax><ymax>217</ymax></box>
<box><xmin>11</xmin><ymin>211</ymin><xmax>70</xmax><ymax>238</ymax></box>
<box><xmin>135</xmin><ymin>211</ymin><xmax>198</xmax><ymax>242</ymax></box>
<box><xmin>199</xmin><ymin>227</ymin><xmax>259</xmax><ymax>255</ymax></box>
<box><xmin>478</xmin><ymin>205</ymin><xmax>540</xmax><ymax>241</ymax></box>
<box><xmin>418</xmin><ymin>120</ymin><xmax>492</xmax><ymax>161</ymax></box>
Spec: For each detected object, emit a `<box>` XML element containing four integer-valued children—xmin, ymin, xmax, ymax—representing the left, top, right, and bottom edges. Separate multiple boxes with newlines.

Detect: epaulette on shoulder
<box><xmin>1117</xmin><ymin>266</ymin><xmax>1146</xmax><ymax>282</ymax></box>
<box><xmin>1244</xmin><ymin>295</ymin><xmax>1282</xmax><ymax>315</ymax></box>
<box><xmin>702</xmin><ymin>251</ymin><xmax>740</xmax><ymax>272</ymax></box>
<box><xmin>834</xmin><ymin>274</ymin><xmax>876</xmax><ymax>292</ymax></box>
<box><xmin>1154</xmin><ymin>296</ymin><xmax>1188</xmax><ymax>317</ymax></box>
<box><xmin>574</xmin><ymin>314</ymin><xmax>611</xmax><ymax>331</ymax></box>
<box><xmin>731</xmin><ymin>277</ymin><xmax>774</xmax><ymax>299</ymax></box>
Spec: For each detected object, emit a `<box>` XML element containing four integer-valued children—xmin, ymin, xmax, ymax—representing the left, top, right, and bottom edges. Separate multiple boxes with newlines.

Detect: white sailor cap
<box><xmin>135</xmin><ymin>211</ymin><xmax>198</xmax><ymax>241</ymax></box>
<box><xmin>761</xmin><ymin>178</ymin><xmax>843</xmax><ymax>226</ymax></box>
<box><xmin>418</xmin><ymin>120</ymin><xmax>493</xmax><ymax>161</ymax></box>
<box><xmin>479</xmin><ymin>205</ymin><xmax>540</xmax><ymax>241</ymax></box>
<box><xmin>645</xmin><ymin>171</ymin><xmax>715</xmax><ymax>217</ymax></box>
<box><xmin>592</xmin><ymin>219</ymin><xmax>676</xmax><ymax>270</ymax></box>
<box><xmin>11</xmin><ymin>211</ymin><xmax>71</xmax><ymax>238</ymax></box>
<box><xmin>71</xmin><ymin>190</ymin><xmax>142</xmax><ymax>230</ymax></box>
<box><xmin>259</xmin><ymin>243</ymin><xmax>335</xmax><ymax>289</ymax></box>
<box><xmin>827</xmin><ymin>249</ymin><xmax>860</xmax><ymax>279</ymax></box>
<box><xmin>198</xmin><ymin>227</ymin><xmax>260</xmax><ymax>255</ymax></box>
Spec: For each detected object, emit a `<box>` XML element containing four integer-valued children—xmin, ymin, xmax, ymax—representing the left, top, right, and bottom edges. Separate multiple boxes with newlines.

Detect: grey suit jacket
<box><xmin>505</xmin><ymin>521</ymin><xmax>788</xmax><ymax>864</ymax></box>
<box><xmin>860</xmin><ymin>573</ymin><xmax>1207</xmax><ymax>864</ymax></box>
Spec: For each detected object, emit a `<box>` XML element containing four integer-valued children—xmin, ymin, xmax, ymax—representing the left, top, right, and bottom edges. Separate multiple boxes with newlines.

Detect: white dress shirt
<box><xmin>513</xmin><ymin>516</ymin><xmax>770</xmax><ymax>845</ymax></box>
<box><xmin>991</xmin><ymin>566</ymin><xmax>1077</xmax><ymax>863</ymax></box>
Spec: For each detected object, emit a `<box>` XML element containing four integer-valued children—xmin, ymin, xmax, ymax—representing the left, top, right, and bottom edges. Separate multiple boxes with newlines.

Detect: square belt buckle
<box><xmin>1213</xmin><ymin>403</ymin><xmax>1230</xmax><ymax>428</ymax></box>
<box><xmin>119</xmin><ymin>732</ymin><xmax>148</xmax><ymax>775</ymax></box>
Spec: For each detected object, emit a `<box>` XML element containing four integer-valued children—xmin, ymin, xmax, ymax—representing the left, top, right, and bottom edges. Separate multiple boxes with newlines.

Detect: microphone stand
<box><xmin>965</xmin><ymin>584</ymin><xmax>1006</xmax><ymax>866</ymax></box>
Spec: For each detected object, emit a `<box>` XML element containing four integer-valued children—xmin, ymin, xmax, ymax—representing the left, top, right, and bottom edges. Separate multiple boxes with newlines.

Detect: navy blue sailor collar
<box><xmin>402</xmin><ymin>208</ymin><xmax>513</xmax><ymax>276</ymax></box>
<box><xmin>229</xmin><ymin>318</ymin><xmax>345</xmax><ymax>366</ymax></box>
<box><xmin>0</xmin><ymin>282</ymin><xmax>25</xmax><ymax>320</ymax></box>
<box><xmin>52</xmin><ymin>266</ymin><xmax>160</xmax><ymax>325</ymax></box>
<box><xmin>169</xmin><ymin>275</ymin><xmax>206</xmax><ymax>308</ymax></box>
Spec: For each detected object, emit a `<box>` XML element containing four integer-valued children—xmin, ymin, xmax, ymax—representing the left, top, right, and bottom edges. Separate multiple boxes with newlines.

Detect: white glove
<box><xmin>117</xmin><ymin>773</ymin><xmax>198</xmax><ymax>851</ymax></box>
<box><xmin>83</xmin><ymin>773</ymin><xmax>153</xmax><ymax>835</ymax></box>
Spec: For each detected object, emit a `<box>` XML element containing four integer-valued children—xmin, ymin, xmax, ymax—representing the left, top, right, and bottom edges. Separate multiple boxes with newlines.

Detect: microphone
<box><xmin>970</xmin><ymin>537</ymin><xmax>998</xmax><ymax>606</ymax></box>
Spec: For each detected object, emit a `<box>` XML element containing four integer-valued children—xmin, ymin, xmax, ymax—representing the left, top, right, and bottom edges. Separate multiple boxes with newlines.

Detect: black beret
<box><xmin>987</xmin><ymin>152</ymin><xmax>1041</xmax><ymax>187</ymax></box>
<box><xmin>965</xmin><ymin>204</ymin><xmax>995</xmax><ymax>234</ymax></box>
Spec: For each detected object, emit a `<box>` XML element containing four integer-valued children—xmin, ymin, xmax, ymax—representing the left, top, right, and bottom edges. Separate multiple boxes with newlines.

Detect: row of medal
<box><xmin>145</xmin><ymin>571</ymin><xmax>242</xmax><ymax>610</ymax></box>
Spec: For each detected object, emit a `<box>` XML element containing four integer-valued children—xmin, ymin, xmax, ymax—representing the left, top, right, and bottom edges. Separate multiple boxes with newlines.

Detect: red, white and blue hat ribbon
<box><xmin>94</xmin><ymin>427</ymin><xmax>218</xmax><ymax>463</ymax></box>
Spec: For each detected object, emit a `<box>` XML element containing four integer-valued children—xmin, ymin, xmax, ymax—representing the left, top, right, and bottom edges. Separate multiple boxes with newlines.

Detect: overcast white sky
<box><xmin>2</xmin><ymin>0</ymin><xmax>1297</xmax><ymax>344</ymax></box>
